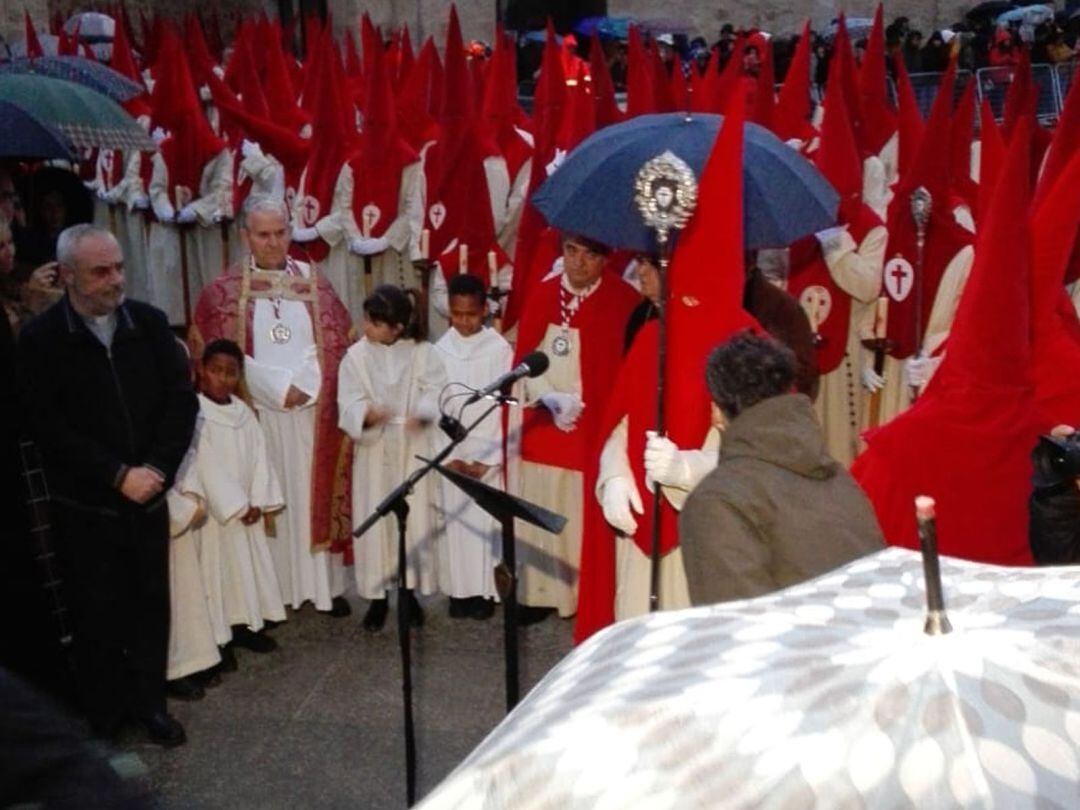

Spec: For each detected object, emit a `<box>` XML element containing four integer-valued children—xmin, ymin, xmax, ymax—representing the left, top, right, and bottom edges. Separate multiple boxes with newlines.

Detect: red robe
<box><xmin>515</xmin><ymin>269</ymin><xmax>640</xmax><ymax>474</ymax></box>
<box><xmin>189</xmin><ymin>262</ymin><xmax>355</xmax><ymax>553</ymax></box>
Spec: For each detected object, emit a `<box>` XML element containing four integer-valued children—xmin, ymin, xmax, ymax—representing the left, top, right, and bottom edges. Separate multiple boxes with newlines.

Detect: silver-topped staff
<box><xmin>634</xmin><ymin>150</ymin><xmax>698</xmax><ymax>612</ymax></box>
<box><xmin>910</xmin><ymin>186</ymin><xmax>932</xmax><ymax>400</ymax></box>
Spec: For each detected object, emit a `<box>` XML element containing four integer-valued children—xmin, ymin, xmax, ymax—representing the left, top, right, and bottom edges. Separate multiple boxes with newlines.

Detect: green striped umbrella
<box><xmin>0</xmin><ymin>73</ymin><xmax>155</xmax><ymax>152</ymax></box>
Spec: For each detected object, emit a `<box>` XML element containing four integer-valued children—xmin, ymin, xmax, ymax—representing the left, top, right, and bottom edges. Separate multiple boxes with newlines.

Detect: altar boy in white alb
<box><xmin>434</xmin><ymin>275</ymin><xmax>514</xmax><ymax>619</ymax></box>
<box><xmin>190</xmin><ymin>339</ymin><xmax>287</xmax><ymax>654</ymax></box>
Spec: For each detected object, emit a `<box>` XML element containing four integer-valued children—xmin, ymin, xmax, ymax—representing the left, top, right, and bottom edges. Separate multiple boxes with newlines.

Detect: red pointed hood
<box><xmin>1030</xmin><ymin>145</ymin><xmax>1080</xmax><ymax>429</ymax></box>
<box><xmin>151</xmin><ymin>26</ymin><xmax>226</xmax><ymax>203</ymax></box>
<box><xmin>853</xmin><ymin>119</ymin><xmax>1037</xmax><ymax>566</ymax></box>
<box><xmin>774</xmin><ymin>22</ymin><xmax>814</xmax><ymax>141</ymax></box>
<box><xmin>858</xmin><ymin>5</ymin><xmax>897</xmax><ymax>155</ymax></box>
<box><xmin>711</xmin><ymin>34</ymin><xmax>746</xmax><ymax>114</ymax></box>
<box><xmin>184</xmin><ymin>14</ymin><xmax>216</xmax><ymax>88</ymax></box>
<box><xmin>556</xmin><ymin>64</ymin><xmax>596</xmax><ymax>153</ymax></box>
<box><xmin>110</xmin><ymin>13</ymin><xmax>151</xmax><ymax>119</ymax></box>
<box><xmin>626</xmin><ymin>26</ymin><xmax>656</xmax><ymax>116</ymax></box>
<box><xmin>360</xmin><ymin>13</ymin><xmax>380</xmax><ymax>78</ymax></box>
<box><xmin>259</xmin><ymin>23</ymin><xmax>310</xmax><ymax>134</ymax></box>
<box><xmin>482</xmin><ymin>28</ymin><xmax>532</xmax><ymax>180</ymax></box>
<box><xmin>397</xmin><ymin>25</ymin><xmax>415</xmax><ymax>88</ymax></box>
<box><xmin>749</xmin><ymin>38</ymin><xmax>775</xmax><ymax>131</ymax></box>
<box><xmin>831</xmin><ymin>14</ymin><xmax>864</xmax><ymax>150</ymax></box>
<box><xmin>24</xmin><ymin>12</ymin><xmax>44</xmax><ymax>58</ymax></box>
<box><xmin>817</xmin><ymin>68</ymin><xmax>863</xmax><ymax>218</ymax></box>
<box><xmin>893</xmin><ymin>51</ymin><xmax>924</xmax><ymax>179</ymax></box>
<box><xmin>589</xmin><ymin>31</ymin><xmax>624</xmax><ymax>127</ymax></box>
<box><xmin>977</xmin><ymin>98</ymin><xmax>1006</xmax><ymax>221</ymax></box>
<box><xmin>949</xmin><ymin>79</ymin><xmax>977</xmax><ymax>208</ymax></box>
<box><xmin>349</xmin><ymin>38</ymin><xmax>419</xmax><ymax>240</ymax></box>
<box><xmin>1035</xmin><ymin>56</ymin><xmax>1080</xmax><ymax>208</ymax></box>
<box><xmin>343</xmin><ymin>29</ymin><xmax>363</xmax><ymax>80</ymax></box>
<box><xmin>1003</xmin><ymin>49</ymin><xmax>1034</xmax><ymax>140</ymax></box>
<box><xmin>396</xmin><ymin>36</ymin><xmax>441</xmax><ymax>150</ymax></box>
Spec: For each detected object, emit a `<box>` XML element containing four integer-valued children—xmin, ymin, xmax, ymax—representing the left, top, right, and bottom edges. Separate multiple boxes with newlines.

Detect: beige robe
<box><xmin>315</xmin><ymin>161</ymin><xmax>425</xmax><ymax>320</ymax></box>
<box><xmin>811</xmin><ymin>225</ymin><xmax>886</xmax><ymax>466</ymax></box>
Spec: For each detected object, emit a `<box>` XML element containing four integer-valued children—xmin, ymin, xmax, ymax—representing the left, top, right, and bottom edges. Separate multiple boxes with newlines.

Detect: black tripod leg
<box><xmin>391</xmin><ymin>501</ymin><xmax>417</xmax><ymax>806</ymax></box>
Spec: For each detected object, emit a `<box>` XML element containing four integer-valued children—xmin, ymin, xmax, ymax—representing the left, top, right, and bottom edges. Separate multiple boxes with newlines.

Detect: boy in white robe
<box><xmin>433</xmin><ymin>274</ymin><xmax>513</xmax><ymax>619</ymax></box>
<box><xmin>190</xmin><ymin>339</ymin><xmax>287</xmax><ymax>659</ymax></box>
<box><xmin>338</xmin><ymin>285</ymin><xmax>448</xmax><ymax>631</ymax></box>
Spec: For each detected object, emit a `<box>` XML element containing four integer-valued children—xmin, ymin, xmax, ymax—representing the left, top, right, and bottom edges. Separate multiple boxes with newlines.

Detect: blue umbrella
<box><xmin>532</xmin><ymin>113</ymin><xmax>839</xmax><ymax>252</ymax></box>
<box><xmin>0</xmin><ymin>100</ymin><xmax>75</xmax><ymax>160</ymax></box>
<box><xmin>0</xmin><ymin>56</ymin><xmax>143</xmax><ymax>103</ymax></box>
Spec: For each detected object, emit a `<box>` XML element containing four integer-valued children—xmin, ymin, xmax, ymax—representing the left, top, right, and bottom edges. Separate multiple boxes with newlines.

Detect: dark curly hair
<box><xmin>705</xmin><ymin>330</ymin><xmax>796</xmax><ymax>419</ymax></box>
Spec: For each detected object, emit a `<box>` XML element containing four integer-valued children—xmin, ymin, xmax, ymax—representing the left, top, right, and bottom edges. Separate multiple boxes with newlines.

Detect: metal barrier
<box><xmin>1055</xmin><ymin>61</ymin><xmax>1077</xmax><ymax>111</ymax></box>
<box><xmin>908</xmin><ymin>70</ymin><xmax>973</xmax><ymax>118</ymax></box>
<box><xmin>975</xmin><ymin>64</ymin><xmax>1060</xmax><ymax>124</ymax></box>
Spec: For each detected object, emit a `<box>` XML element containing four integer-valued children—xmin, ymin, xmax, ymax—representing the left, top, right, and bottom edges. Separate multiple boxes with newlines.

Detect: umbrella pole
<box><xmin>178</xmin><ymin>223</ymin><xmax>193</xmax><ymax>329</ymax></box>
<box><xmin>649</xmin><ymin>237</ymin><xmax>671</xmax><ymax>613</ymax></box>
<box><xmin>914</xmin><ymin>495</ymin><xmax>952</xmax><ymax>636</ymax></box>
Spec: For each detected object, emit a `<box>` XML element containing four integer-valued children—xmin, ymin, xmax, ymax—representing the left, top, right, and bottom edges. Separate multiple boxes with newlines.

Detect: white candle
<box><xmin>874</xmin><ymin>296</ymin><xmax>889</xmax><ymax>340</ymax></box>
<box><xmin>420</xmin><ymin>229</ymin><xmax>430</xmax><ymax>261</ymax></box>
<box><xmin>488</xmin><ymin>250</ymin><xmax>498</xmax><ymax>288</ymax></box>
<box><xmin>459</xmin><ymin>243</ymin><xmax>468</xmax><ymax>275</ymax></box>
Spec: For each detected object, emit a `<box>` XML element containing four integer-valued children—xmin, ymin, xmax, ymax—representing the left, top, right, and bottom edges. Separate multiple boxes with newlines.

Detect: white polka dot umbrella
<box><xmin>418</xmin><ymin>547</ymin><xmax>1080</xmax><ymax>809</ymax></box>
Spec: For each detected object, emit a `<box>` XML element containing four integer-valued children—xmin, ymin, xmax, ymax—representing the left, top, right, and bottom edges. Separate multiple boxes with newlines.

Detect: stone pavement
<box><xmin>131</xmin><ymin>594</ymin><xmax>573</xmax><ymax>809</ymax></box>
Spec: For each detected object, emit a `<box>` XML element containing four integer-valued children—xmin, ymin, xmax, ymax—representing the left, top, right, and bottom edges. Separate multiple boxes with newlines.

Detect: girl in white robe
<box><xmin>338</xmin><ymin>285</ymin><xmax>448</xmax><ymax>631</ymax></box>
<box><xmin>433</xmin><ymin>275</ymin><xmax>514</xmax><ymax>617</ymax></box>
<box><xmin>191</xmin><ymin>340</ymin><xmax>287</xmax><ymax>655</ymax></box>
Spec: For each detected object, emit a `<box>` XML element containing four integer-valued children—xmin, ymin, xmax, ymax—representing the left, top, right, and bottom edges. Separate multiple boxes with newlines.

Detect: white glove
<box><xmin>643</xmin><ymin>431</ymin><xmax>693</xmax><ymax>490</ymax></box>
<box><xmin>292</xmin><ymin>226</ymin><xmax>319</xmax><ymax>243</ymax></box>
<box><xmin>241</xmin><ymin>139</ymin><xmax>262</xmax><ymax>160</ymax></box>
<box><xmin>130</xmin><ymin>193</ymin><xmax>150</xmax><ymax>210</ymax></box>
<box><xmin>349</xmin><ymin>236</ymin><xmax>390</xmax><ymax>256</ymax></box>
<box><xmin>861</xmin><ymin>364</ymin><xmax>886</xmax><ymax>393</ymax></box>
<box><xmin>96</xmin><ymin>185</ymin><xmax>109</xmax><ymax>200</ymax></box>
<box><xmin>785</xmin><ymin>138</ymin><xmax>804</xmax><ymax>151</ymax></box>
<box><xmin>152</xmin><ymin>200</ymin><xmax>175</xmax><ymax>222</ymax></box>
<box><xmin>176</xmin><ymin>204</ymin><xmax>198</xmax><ymax>224</ymax></box>
<box><xmin>904</xmin><ymin>355</ymin><xmax>941</xmax><ymax>389</ymax></box>
<box><xmin>540</xmin><ymin>392</ymin><xmax>584</xmax><ymax>431</ymax></box>
<box><xmin>600</xmin><ymin>476</ymin><xmax>643</xmax><ymax>536</ymax></box>
<box><xmin>151</xmin><ymin>126</ymin><xmax>168</xmax><ymax>146</ymax></box>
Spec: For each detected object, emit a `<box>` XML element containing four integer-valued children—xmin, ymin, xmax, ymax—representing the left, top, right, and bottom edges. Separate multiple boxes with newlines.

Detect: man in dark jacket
<box><xmin>679</xmin><ymin>331</ymin><xmax>883</xmax><ymax>605</ymax></box>
<box><xmin>17</xmin><ymin>224</ymin><xmax>197</xmax><ymax>746</ymax></box>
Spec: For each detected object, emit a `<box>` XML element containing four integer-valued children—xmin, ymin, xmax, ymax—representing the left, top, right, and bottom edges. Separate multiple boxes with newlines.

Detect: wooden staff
<box><xmin>488</xmin><ymin>249</ymin><xmax>502</xmax><ymax>333</ymax></box>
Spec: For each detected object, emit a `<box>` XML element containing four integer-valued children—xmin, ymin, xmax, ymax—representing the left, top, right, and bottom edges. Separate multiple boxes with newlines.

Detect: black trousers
<box><xmin>53</xmin><ymin>500</ymin><xmax>169</xmax><ymax>731</ymax></box>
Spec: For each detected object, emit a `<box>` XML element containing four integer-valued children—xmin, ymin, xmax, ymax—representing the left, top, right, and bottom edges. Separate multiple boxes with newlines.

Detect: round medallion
<box><xmin>552</xmin><ymin>334</ymin><xmax>571</xmax><ymax>357</ymax></box>
<box><xmin>270</xmin><ymin>322</ymin><xmax>293</xmax><ymax>345</ymax></box>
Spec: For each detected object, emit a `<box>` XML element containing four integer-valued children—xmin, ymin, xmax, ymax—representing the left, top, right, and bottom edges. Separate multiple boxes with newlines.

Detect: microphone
<box><xmin>464</xmin><ymin>351</ymin><xmax>549</xmax><ymax>405</ymax></box>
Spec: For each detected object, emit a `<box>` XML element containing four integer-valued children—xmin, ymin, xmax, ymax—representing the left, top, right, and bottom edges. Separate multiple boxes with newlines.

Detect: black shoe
<box><xmin>407</xmin><ymin>592</ymin><xmax>424</xmax><ymax>628</ymax></box>
<box><xmin>231</xmin><ymin>626</ymin><xmax>278</xmax><ymax>653</ymax></box>
<box><xmin>166</xmin><ymin>676</ymin><xmax>205</xmax><ymax>701</ymax></box>
<box><xmin>139</xmin><ymin>711</ymin><xmax>186</xmax><ymax>748</ymax></box>
<box><xmin>326</xmin><ymin>596</ymin><xmax>352</xmax><ymax>618</ymax></box>
<box><xmin>470</xmin><ymin>597</ymin><xmax>495</xmax><ymax>620</ymax></box>
<box><xmin>516</xmin><ymin>605</ymin><xmax>556</xmax><ymax>626</ymax></box>
<box><xmin>362</xmin><ymin>598</ymin><xmax>388</xmax><ymax>632</ymax></box>
<box><xmin>218</xmin><ymin>644</ymin><xmax>238</xmax><ymax>672</ymax></box>
<box><xmin>448</xmin><ymin>596</ymin><xmax>471</xmax><ymax>619</ymax></box>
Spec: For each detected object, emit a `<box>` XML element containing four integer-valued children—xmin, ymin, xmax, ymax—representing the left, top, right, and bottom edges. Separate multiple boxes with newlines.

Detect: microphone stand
<box><xmin>352</xmin><ymin>397</ymin><xmax>502</xmax><ymax>807</ymax></box>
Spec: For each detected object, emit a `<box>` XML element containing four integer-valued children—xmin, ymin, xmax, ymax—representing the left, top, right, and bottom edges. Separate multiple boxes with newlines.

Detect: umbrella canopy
<box><xmin>0</xmin><ymin>57</ymin><xmax>143</xmax><ymax>103</ymax></box>
<box><xmin>0</xmin><ymin>100</ymin><xmax>75</xmax><ymax>160</ymax></box>
<box><xmin>532</xmin><ymin>113</ymin><xmax>838</xmax><ymax>251</ymax></box>
<box><xmin>827</xmin><ymin>17</ymin><xmax>874</xmax><ymax>41</ymax></box>
<box><xmin>63</xmin><ymin>12</ymin><xmax>116</xmax><ymax>43</ymax></box>
<box><xmin>0</xmin><ymin>74</ymin><xmax>154</xmax><ymax>152</ymax></box>
<box><xmin>572</xmin><ymin>16</ymin><xmax>631</xmax><ymax>40</ymax></box>
<box><xmin>419</xmin><ymin>547</ymin><xmax>1080</xmax><ymax>809</ymax></box>
<box><xmin>968</xmin><ymin>2</ymin><xmax>1018</xmax><ymax>21</ymax></box>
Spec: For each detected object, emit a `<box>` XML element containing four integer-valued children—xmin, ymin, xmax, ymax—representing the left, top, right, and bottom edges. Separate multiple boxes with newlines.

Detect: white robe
<box><xmin>433</xmin><ymin>327</ymin><xmax>514</xmax><ymax>599</ymax></box>
<box><xmin>316</xmin><ymin>161</ymin><xmax>425</xmax><ymax>320</ymax></box>
<box><xmin>166</xmin><ymin>453</ymin><xmax>221</xmax><ymax>681</ymax></box>
<box><xmin>147</xmin><ymin>148</ymin><xmax>234</xmax><ymax>325</ymax></box>
<box><xmin>92</xmin><ymin>150</ymin><xmax>151</xmax><ymax>304</ymax></box>
<box><xmin>246</xmin><ymin>261</ymin><xmax>346</xmax><ymax>611</ymax></box>
<box><xmin>189</xmin><ymin>394</ymin><xmax>287</xmax><ymax>643</ymax></box>
<box><xmin>338</xmin><ymin>337</ymin><xmax>447</xmax><ymax>599</ymax></box>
